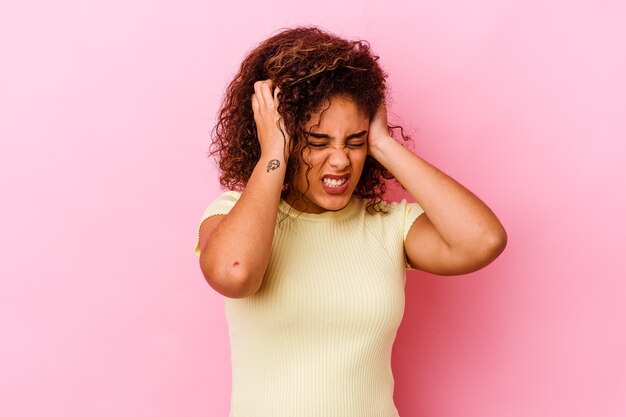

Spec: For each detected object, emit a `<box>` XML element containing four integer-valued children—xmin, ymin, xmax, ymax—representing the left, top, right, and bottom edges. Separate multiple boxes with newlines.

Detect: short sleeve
<box><xmin>402</xmin><ymin>200</ymin><xmax>425</xmax><ymax>240</ymax></box>
<box><xmin>193</xmin><ymin>190</ymin><xmax>242</xmax><ymax>256</ymax></box>
<box><xmin>399</xmin><ymin>199</ymin><xmax>425</xmax><ymax>269</ymax></box>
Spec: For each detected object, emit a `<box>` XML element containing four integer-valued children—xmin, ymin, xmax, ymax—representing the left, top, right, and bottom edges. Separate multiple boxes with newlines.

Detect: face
<box><xmin>286</xmin><ymin>95</ymin><xmax>370</xmax><ymax>213</ymax></box>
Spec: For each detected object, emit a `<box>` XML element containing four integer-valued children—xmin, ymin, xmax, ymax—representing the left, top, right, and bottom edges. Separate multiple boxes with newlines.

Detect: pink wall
<box><xmin>1</xmin><ymin>1</ymin><xmax>624</xmax><ymax>416</ymax></box>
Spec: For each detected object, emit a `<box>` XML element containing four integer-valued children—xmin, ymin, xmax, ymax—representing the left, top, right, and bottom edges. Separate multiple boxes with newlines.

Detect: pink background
<box><xmin>1</xmin><ymin>1</ymin><xmax>625</xmax><ymax>416</ymax></box>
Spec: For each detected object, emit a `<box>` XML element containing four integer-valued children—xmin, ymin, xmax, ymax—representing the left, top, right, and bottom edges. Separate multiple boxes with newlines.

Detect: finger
<box><xmin>251</xmin><ymin>93</ymin><xmax>259</xmax><ymax>113</ymax></box>
<box><xmin>260</xmin><ymin>80</ymin><xmax>274</xmax><ymax>108</ymax></box>
<box><xmin>273</xmin><ymin>86</ymin><xmax>281</xmax><ymax>106</ymax></box>
<box><xmin>253</xmin><ymin>81</ymin><xmax>266</xmax><ymax>109</ymax></box>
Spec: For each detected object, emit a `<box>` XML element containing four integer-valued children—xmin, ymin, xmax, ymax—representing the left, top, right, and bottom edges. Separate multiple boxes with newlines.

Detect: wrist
<box><xmin>368</xmin><ymin>134</ymin><xmax>397</xmax><ymax>161</ymax></box>
<box><xmin>261</xmin><ymin>143</ymin><xmax>289</xmax><ymax>162</ymax></box>
<box><xmin>260</xmin><ymin>150</ymin><xmax>287</xmax><ymax>165</ymax></box>
<box><xmin>257</xmin><ymin>152</ymin><xmax>287</xmax><ymax>175</ymax></box>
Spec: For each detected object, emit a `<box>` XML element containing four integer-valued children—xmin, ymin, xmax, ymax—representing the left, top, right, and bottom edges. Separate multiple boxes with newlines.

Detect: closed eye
<box><xmin>305</xmin><ymin>130</ymin><xmax>368</xmax><ymax>148</ymax></box>
<box><xmin>308</xmin><ymin>142</ymin><xmax>365</xmax><ymax>149</ymax></box>
<box><xmin>348</xmin><ymin>142</ymin><xmax>366</xmax><ymax>148</ymax></box>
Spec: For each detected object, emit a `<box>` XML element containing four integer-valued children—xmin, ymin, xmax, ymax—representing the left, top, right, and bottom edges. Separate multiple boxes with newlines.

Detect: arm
<box><xmin>368</xmin><ymin>104</ymin><xmax>507</xmax><ymax>275</ymax></box>
<box><xmin>199</xmin><ymin>80</ymin><xmax>288</xmax><ymax>297</ymax></box>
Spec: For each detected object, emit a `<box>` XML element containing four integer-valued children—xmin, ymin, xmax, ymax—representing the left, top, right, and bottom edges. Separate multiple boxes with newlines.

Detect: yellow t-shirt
<box><xmin>194</xmin><ymin>190</ymin><xmax>424</xmax><ymax>417</ymax></box>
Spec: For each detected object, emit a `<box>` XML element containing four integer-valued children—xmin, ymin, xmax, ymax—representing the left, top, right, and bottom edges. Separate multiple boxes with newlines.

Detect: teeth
<box><xmin>322</xmin><ymin>177</ymin><xmax>347</xmax><ymax>187</ymax></box>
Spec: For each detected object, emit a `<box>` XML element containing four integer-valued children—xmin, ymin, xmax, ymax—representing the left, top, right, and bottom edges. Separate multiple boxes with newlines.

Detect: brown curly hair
<box><xmin>209</xmin><ymin>25</ymin><xmax>411</xmax><ymax>212</ymax></box>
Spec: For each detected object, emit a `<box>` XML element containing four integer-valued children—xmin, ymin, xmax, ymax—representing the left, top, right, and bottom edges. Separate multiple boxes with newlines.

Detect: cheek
<box><xmin>302</xmin><ymin>152</ymin><xmax>325</xmax><ymax>173</ymax></box>
<box><xmin>295</xmin><ymin>153</ymin><xmax>322</xmax><ymax>188</ymax></box>
<box><xmin>351</xmin><ymin>151</ymin><xmax>368</xmax><ymax>171</ymax></box>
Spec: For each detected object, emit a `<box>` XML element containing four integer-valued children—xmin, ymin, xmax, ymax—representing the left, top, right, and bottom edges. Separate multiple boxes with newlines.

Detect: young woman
<box><xmin>194</xmin><ymin>26</ymin><xmax>506</xmax><ymax>417</ymax></box>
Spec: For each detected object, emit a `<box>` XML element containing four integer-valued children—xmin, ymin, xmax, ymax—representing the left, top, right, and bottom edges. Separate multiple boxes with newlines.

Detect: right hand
<box><xmin>251</xmin><ymin>79</ymin><xmax>290</xmax><ymax>162</ymax></box>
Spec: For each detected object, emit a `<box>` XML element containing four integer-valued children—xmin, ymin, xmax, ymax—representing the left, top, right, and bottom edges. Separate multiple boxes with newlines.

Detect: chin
<box><xmin>292</xmin><ymin>179</ymin><xmax>359</xmax><ymax>213</ymax></box>
<box><xmin>311</xmin><ymin>192</ymin><xmax>353</xmax><ymax>212</ymax></box>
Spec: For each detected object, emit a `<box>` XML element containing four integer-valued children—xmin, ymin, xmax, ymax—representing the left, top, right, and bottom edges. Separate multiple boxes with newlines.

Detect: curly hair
<box><xmin>209</xmin><ymin>25</ymin><xmax>411</xmax><ymax>212</ymax></box>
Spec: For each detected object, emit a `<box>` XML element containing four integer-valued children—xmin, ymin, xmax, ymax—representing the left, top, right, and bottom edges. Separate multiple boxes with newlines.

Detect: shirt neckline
<box><xmin>278</xmin><ymin>197</ymin><xmax>361</xmax><ymax>221</ymax></box>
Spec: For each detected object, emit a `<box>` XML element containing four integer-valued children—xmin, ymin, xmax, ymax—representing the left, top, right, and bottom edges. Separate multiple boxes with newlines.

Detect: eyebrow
<box><xmin>306</xmin><ymin>130</ymin><xmax>368</xmax><ymax>140</ymax></box>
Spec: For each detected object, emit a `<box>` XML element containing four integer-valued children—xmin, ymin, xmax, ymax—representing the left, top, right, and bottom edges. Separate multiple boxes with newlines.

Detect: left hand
<box><xmin>367</xmin><ymin>102</ymin><xmax>393</xmax><ymax>155</ymax></box>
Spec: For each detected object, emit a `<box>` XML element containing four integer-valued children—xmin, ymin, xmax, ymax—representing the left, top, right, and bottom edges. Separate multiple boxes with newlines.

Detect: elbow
<box><xmin>463</xmin><ymin>227</ymin><xmax>508</xmax><ymax>272</ymax></box>
<box><xmin>483</xmin><ymin>226</ymin><xmax>508</xmax><ymax>261</ymax></box>
<box><xmin>199</xmin><ymin>254</ymin><xmax>262</xmax><ymax>298</ymax></box>
<box><xmin>227</xmin><ymin>266</ymin><xmax>263</xmax><ymax>298</ymax></box>
<box><xmin>494</xmin><ymin>224</ymin><xmax>508</xmax><ymax>252</ymax></box>
<box><xmin>441</xmin><ymin>226</ymin><xmax>508</xmax><ymax>276</ymax></box>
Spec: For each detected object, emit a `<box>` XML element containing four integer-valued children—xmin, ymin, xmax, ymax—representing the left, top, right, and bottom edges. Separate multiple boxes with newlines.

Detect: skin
<box><xmin>198</xmin><ymin>79</ymin><xmax>508</xmax><ymax>298</ymax></box>
<box><xmin>285</xmin><ymin>94</ymin><xmax>369</xmax><ymax>214</ymax></box>
<box><xmin>367</xmin><ymin>103</ymin><xmax>507</xmax><ymax>274</ymax></box>
<box><xmin>198</xmin><ymin>80</ymin><xmax>287</xmax><ymax>298</ymax></box>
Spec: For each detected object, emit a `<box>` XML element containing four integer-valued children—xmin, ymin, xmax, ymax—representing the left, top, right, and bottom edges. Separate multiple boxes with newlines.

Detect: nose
<box><xmin>328</xmin><ymin>146</ymin><xmax>350</xmax><ymax>170</ymax></box>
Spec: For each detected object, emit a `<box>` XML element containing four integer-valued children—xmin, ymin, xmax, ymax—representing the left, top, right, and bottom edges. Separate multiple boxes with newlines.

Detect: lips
<box><xmin>322</xmin><ymin>173</ymin><xmax>350</xmax><ymax>181</ymax></box>
<box><xmin>321</xmin><ymin>173</ymin><xmax>350</xmax><ymax>195</ymax></box>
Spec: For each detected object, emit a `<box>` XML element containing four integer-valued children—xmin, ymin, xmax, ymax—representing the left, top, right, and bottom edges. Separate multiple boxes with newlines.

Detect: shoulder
<box><xmin>193</xmin><ymin>190</ymin><xmax>242</xmax><ymax>256</ymax></box>
<box><xmin>203</xmin><ymin>190</ymin><xmax>242</xmax><ymax>212</ymax></box>
<box><xmin>215</xmin><ymin>189</ymin><xmax>242</xmax><ymax>202</ymax></box>
<box><xmin>198</xmin><ymin>190</ymin><xmax>243</xmax><ymax>221</ymax></box>
<box><xmin>363</xmin><ymin>198</ymin><xmax>424</xmax><ymax>237</ymax></box>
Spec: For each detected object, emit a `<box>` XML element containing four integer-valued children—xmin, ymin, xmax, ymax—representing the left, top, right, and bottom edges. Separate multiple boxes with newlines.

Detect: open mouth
<box><xmin>322</xmin><ymin>177</ymin><xmax>348</xmax><ymax>188</ymax></box>
<box><xmin>321</xmin><ymin>174</ymin><xmax>350</xmax><ymax>194</ymax></box>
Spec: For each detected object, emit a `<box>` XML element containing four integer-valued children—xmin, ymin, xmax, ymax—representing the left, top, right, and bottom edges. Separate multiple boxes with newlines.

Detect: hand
<box><xmin>251</xmin><ymin>79</ymin><xmax>290</xmax><ymax>161</ymax></box>
<box><xmin>367</xmin><ymin>101</ymin><xmax>395</xmax><ymax>159</ymax></box>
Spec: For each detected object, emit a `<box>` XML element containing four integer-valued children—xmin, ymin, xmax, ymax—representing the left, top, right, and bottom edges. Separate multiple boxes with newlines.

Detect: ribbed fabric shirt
<box><xmin>194</xmin><ymin>190</ymin><xmax>424</xmax><ymax>417</ymax></box>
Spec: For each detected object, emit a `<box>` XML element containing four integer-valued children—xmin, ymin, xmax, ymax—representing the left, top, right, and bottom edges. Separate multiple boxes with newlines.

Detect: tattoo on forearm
<box><xmin>266</xmin><ymin>159</ymin><xmax>280</xmax><ymax>172</ymax></box>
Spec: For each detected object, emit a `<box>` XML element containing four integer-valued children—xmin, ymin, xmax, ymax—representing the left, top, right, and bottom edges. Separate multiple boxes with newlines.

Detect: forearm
<box><xmin>370</xmin><ymin>136</ymin><xmax>507</xmax><ymax>252</ymax></box>
<box><xmin>204</xmin><ymin>150</ymin><xmax>286</xmax><ymax>293</ymax></box>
